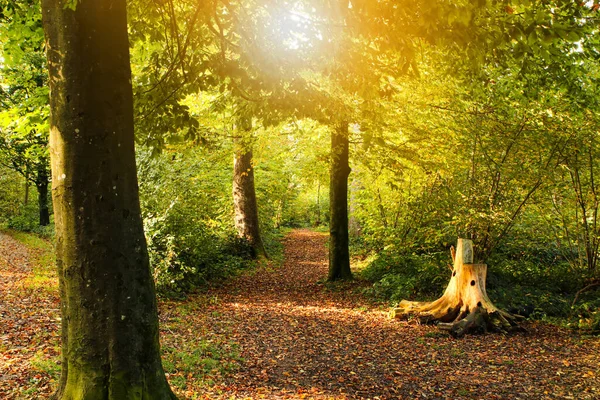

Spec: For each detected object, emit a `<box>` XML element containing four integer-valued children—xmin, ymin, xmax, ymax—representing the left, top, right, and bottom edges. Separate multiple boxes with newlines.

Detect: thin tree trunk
<box><xmin>328</xmin><ymin>121</ymin><xmax>352</xmax><ymax>281</ymax></box>
<box><xmin>233</xmin><ymin>134</ymin><xmax>267</xmax><ymax>259</ymax></box>
<box><xmin>24</xmin><ymin>166</ymin><xmax>30</xmax><ymax>206</ymax></box>
<box><xmin>41</xmin><ymin>1</ymin><xmax>176</xmax><ymax>399</ymax></box>
<box><xmin>377</xmin><ymin>188</ymin><xmax>388</xmax><ymax>229</ymax></box>
<box><xmin>36</xmin><ymin>162</ymin><xmax>50</xmax><ymax>226</ymax></box>
<box><xmin>316</xmin><ymin>180</ymin><xmax>321</xmax><ymax>225</ymax></box>
<box><xmin>348</xmin><ymin>168</ymin><xmax>361</xmax><ymax>236</ymax></box>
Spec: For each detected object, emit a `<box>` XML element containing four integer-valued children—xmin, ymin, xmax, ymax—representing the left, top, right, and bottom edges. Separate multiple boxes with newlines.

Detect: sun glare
<box><xmin>264</xmin><ymin>2</ymin><xmax>325</xmax><ymax>52</ymax></box>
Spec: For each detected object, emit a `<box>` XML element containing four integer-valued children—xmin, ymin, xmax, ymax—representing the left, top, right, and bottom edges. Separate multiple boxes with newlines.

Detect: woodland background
<box><xmin>1</xmin><ymin>0</ymin><xmax>600</xmax><ymax>335</ymax></box>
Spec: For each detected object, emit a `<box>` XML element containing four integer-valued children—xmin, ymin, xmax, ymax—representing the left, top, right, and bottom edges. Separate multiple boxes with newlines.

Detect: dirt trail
<box><xmin>0</xmin><ymin>232</ymin><xmax>60</xmax><ymax>399</ymax></box>
<box><xmin>0</xmin><ymin>231</ymin><xmax>31</xmax><ymax>284</ymax></box>
<box><xmin>200</xmin><ymin>229</ymin><xmax>600</xmax><ymax>399</ymax></box>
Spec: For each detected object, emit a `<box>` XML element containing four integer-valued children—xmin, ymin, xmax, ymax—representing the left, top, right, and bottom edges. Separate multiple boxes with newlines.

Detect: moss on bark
<box><xmin>41</xmin><ymin>0</ymin><xmax>176</xmax><ymax>398</ymax></box>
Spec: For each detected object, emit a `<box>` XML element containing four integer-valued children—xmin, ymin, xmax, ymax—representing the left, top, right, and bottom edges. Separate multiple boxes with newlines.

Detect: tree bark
<box><xmin>36</xmin><ymin>161</ymin><xmax>50</xmax><ymax>226</ymax></box>
<box><xmin>42</xmin><ymin>1</ymin><xmax>176</xmax><ymax>399</ymax></box>
<box><xmin>233</xmin><ymin>135</ymin><xmax>267</xmax><ymax>259</ymax></box>
<box><xmin>233</xmin><ymin>115</ymin><xmax>266</xmax><ymax>259</ymax></box>
<box><xmin>390</xmin><ymin>239</ymin><xmax>524</xmax><ymax>337</ymax></box>
<box><xmin>328</xmin><ymin>122</ymin><xmax>352</xmax><ymax>281</ymax></box>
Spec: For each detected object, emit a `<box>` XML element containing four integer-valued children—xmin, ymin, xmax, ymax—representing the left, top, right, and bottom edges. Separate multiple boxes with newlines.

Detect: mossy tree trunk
<box><xmin>233</xmin><ymin>117</ymin><xmax>267</xmax><ymax>259</ymax></box>
<box><xmin>41</xmin><ymin>1</ymin><xmax>177</xmax><ymax>399</ymax></box>
<box><xmin>391</xmin><ymin>239</ymin><xmax>524</xmax><ymax>337</ymax></box>
<box><xmin>328</xmin><ymin>121</ymin><xmax>353</xmax><ymax>281</ymax></box>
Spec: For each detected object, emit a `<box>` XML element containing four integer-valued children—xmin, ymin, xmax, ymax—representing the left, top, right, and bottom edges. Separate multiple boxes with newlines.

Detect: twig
<box><xmin>571</xmin><ymin>280</ymin><xmax>600</xmax><ymax>310</ymax></box>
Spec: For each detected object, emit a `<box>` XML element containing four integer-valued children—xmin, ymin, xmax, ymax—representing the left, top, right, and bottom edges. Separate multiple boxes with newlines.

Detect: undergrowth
<box><xmin>6</xmin><ymin>205</ymin><xmax>54</xmax><ymax>239</ymax></box>
<box><xmin>357</xmin><ymin>243</ymin><xmax>600</xmax><ymax>335</ymax></box>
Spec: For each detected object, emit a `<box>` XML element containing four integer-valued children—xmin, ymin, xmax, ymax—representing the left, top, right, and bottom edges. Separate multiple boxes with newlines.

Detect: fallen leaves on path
<box><xmin>0</xmin><ymin>231</ymin><xmax>60</xmax><ymax>399</ymax></box>
<box><xmin>1</xmin><ymin>229</ymin><xmax>599</xmax><ymax>399</ymax></box>
<box><xmin>197</xmin><ymin>229</ymin><xmax>600</xmax><ymax>399</ymax></box>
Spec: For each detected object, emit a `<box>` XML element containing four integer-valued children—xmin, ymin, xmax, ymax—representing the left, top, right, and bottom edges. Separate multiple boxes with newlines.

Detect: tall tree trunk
<box><xmin>233</xmin><ymin>132</ymin><xmax>267</xmax><ymax>258</ymax></box>
<box><xmin>36</xmin><ymin>162</ymin><xmax>50</xmax><ymax>226</ymax></box>
<box><xmin>41</xmin><ymin>1</ymin><xmax>176</xmax><ymax>399</ymax></box>
<box><xmin>328</xmin><ymin>122</ymin><xmax>353</xmax><ymax>281</ymax></box>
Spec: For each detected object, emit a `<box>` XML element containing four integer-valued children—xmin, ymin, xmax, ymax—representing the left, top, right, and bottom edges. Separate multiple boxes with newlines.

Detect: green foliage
<box><xmin>486</xmin><ymin>240</ymin><xmax>579</xmax><ymax>318</ymax></box>
<box><xmin>0</xmin><ymin>0</ymin><xmax>51</xmax><ymax>227</ymax></box>
<box><xmin>253</xmin><ymin>120</ymin><xmax>329</xmax><ymax>229</ymax></box>
<box><xmin>5</xmin><ymin>203</ymin><xmax>54</xmax><ymax>237</ymax></box>
<box><xmin>7</xmin><ymin>203</ymin><xmax>39</xmax><ymax>231</ymax></box>
<box><xmin>0</xmin><ymin>0</ymin><xmax>48</xmax><ymax>135</ymax></box>
<box><xmin>138</xmin><ymin>146</ymin><xmax>254</xmax><ymax>295</ymax></box>
<box><xmin>570</xmin><ymin>294</ymin><xmax>600</xmax><ymax>335</ymax></box>
<box><xmin>146</xmin><ymin>215</ymin><xmax>252</xmax><ymax>295</ymax></box>
<box><xmin>0</xmin><ymin>166</ymin><xmax>22</xmax><ymax>223</ymax></box>
<box><xmin>360</xmin><ymin>250</ymin><xmax>449</xmax><ymax>304</ymax></box>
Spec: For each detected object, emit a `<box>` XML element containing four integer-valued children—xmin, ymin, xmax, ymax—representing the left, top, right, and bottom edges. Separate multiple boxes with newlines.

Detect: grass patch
<box><xmin>162</xmin><ymin>338</ymin><xmax>242</xmax><ymax>390</ymax></box>
<box><xmin>30</xmin><ymin>350</ymin><xmax>61</xmax><ymax>380</ymax></box>
<box><xmin>312</xmin><ymin>225</ymin><xmax>329</xmax><ymax>233</ymax></box>
<box><xmin>159</xmin><ymin>298</ymin><xmax>242</xmax><ymax>395</ymax></box>
<box><xmin>424</xmin><ymin>331</ymin><xmax>446</xmax><ymax>339</ymax></box>
<box><xmin>5</xmin><ymin>229</ymin><xmax>53</xmax><ymax>252</ymax></box>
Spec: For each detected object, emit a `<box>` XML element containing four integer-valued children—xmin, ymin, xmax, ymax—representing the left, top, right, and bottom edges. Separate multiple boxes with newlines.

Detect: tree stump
<box><xmin>390</xmin><ymin>239</ymin><xmax>524</xmax><ymax>337</ymax></box>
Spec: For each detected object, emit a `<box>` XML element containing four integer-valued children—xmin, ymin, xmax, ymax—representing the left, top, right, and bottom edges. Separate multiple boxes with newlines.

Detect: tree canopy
<box><xmin>1</xmin><ymin>0</ymin><xmax>600</xmax><ymax>397</ymax></box>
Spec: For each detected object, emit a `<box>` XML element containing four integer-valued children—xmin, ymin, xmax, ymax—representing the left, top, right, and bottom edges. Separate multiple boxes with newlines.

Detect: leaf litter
<box><xmin>1</xmin><ymin>229</ymin><xmax>599</xmax><ymax>399</ymax></box>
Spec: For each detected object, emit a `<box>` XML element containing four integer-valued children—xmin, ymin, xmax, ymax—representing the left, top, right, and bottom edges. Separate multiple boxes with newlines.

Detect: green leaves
<box><xmin>63</xmin><ymin>0</ymin><xmax>79</xmax><ymax>11</ymax></box>
<box><xmin>0</xmin><ymin>0</ymin><xmax>49</xmax><ymax>183</ymax></box>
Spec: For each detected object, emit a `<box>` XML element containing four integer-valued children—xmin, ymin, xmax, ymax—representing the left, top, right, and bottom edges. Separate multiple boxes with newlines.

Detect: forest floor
<box><xmin>1</xmin><ymin>229</ymin><xmax>600</xmax><ymax>399</ymax></box>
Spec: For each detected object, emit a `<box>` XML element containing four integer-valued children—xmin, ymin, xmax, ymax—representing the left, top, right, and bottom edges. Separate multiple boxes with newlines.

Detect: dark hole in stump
<box><xmin>477</xmin><ymin>301</ymin><xmax>482</xmax><ymax>307</ymax></box>
<box><xmin>470</xmin><ymin>280</ymin><xmax>476</xmax><ymax>286</ymax></box>
<box><xmin>452</xmin><ymin>271</ymin><xmax>456</xmax><ymax>277</ymax></box>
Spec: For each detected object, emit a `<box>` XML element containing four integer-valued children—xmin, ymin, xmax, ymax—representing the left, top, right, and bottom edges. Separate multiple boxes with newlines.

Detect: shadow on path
<box><xmin>197</xmin><ymin>229</ymin><xmax>600</xmax><ymax>399</ymax></box>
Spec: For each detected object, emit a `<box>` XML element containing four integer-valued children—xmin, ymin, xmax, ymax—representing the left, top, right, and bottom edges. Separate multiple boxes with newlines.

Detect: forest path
<box><xmin>0</xmin><ymin>231</ymin><xmax>60</xmax><ymax>399</ymax></box>
<box><xmin>184</xmin><ymin>229</ymin><xmax>600</xmax><ymax>399</ymax></box>
<box><xmin>0</xmin><ymin>231</ymin><xmax>31</xmax><ymax>280</ymax></box>
<box><xmin>1</xmin><ymin>229</ymin><xmax>599</xmax><ymax>399</ymax></box>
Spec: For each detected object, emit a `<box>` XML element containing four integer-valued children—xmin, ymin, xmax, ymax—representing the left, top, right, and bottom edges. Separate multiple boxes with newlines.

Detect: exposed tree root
<box><xmin>390</xmin><ymin>239</ymin><xmax>525</xmax><ymax>338</ymax></box>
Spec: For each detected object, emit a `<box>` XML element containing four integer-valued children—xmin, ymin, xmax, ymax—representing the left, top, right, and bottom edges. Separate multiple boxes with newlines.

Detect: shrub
<box><xmin>359</xmin><ymin>240</ymin><xmax>596</xmax><ymax>329</ymax></box>
<box><xmin>360</xmin><ymin>249</ymin><xmax>449</xmax><ymax>304</ymax></box>
<box><xmin>144</xmin><ymin>205</ymin><xmax>252</xmax><ymax>296</ymax></box>
<box><xmin>8</xmin><ymin>204</ymin><xmax>40</xmax><ymax>232</ymax></box>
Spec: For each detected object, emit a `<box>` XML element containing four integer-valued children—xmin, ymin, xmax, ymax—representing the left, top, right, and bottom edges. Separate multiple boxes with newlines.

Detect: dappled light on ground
<box><xmin>1</xmin><ymin>229</ymin><xmax>599</xmax><ymax>399</ymax></box>
<box><xmin>192</xmin><ymin>230</ymin><xmax>600</xmax><ymax>399</ymax></box>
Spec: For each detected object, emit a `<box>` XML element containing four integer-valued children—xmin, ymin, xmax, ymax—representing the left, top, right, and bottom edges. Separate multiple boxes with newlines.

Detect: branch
<box><xmin>571</xmin><ymin>281</ymin><xmax>600</xmax><ymax>310</ymax></box>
